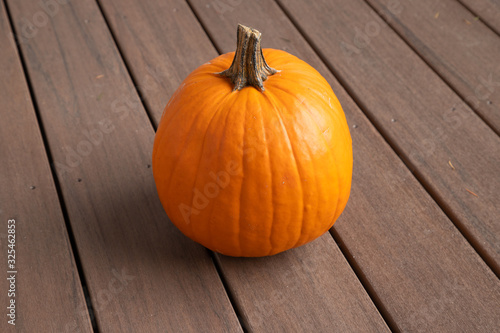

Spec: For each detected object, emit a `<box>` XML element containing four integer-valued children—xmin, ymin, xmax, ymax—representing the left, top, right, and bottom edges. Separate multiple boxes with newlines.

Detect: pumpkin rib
<box><xmin>236</xmin><ymin>93</ymin><xmax>251</xmax><ymax>256</ymax></box>
<box><xmin>263</xmin><ymin>90</ymin><xmax>305</xmax><ymax>253</ymax></box>
<box><xmin>293</xmin><ymin>92</ymin><xmax>342</xmax><ymax>231</ymax></box>
<box><xmin>201</xmin><ymin>93</ymin><xmax>244</xmax><ymax>254</ymax></box>
<box><xmin>239</xmin><ymin>91</ymin><xmax>275</xmax><ymax>256</ymax></box>
<box><xmin>260</xmin><ymin>92</ymin><xmax>280</xmax><ymax>255</ymax></box>
<box><xmin>301</xmin><ymin>101</ymin><xmax>343</xmax><ymax>231</ymax></box>
<box><xmin>270</xmin><ymin>87</ymin><xmax>329</xmax><ymax>247</ymax></box>
<box><xmin>156</xmin><ymin>105</ymin><xmax>205</xmax><ymax>224</ymax></box>
<box><xmin>159</xmin><ymin>84</ymin><xmax>226</xmax><ymax>203</ymax></box>
<box><xmin>261</xmin><ymin>109</ymin><xmax>275</xmax><ymax>255</ymax></box>
<box><xmin>187</xmin><ymin>91</ymin><xmax>235</xmax><ymax>240</ymax></box>
<box><xmin>165</xmin><ymin>87</ymin><xmax>226</xmax><ymax>237</ymax></box>
<box><xmin>265</xmin><ymin>91</ymin><xmax>305</xmax><ymax>254</ymax></box>
<box><xmin>269</xmin><ymin>83</ymin><xmax>341</xmax><ymax>240</ymax></box>
<box><xmin>206</xmin><ymin>95</ymin><xmax>238</xmax><ymax>253</ymax></box>
<box><xmin>288</xmin><ymin>82</ymin><xmax>351</xmax><ymax>223</ymax></box>
<box><xmin>197</xmin><ymin>95</ymin><xmax>238</xmax><ymax>252</ymax></box>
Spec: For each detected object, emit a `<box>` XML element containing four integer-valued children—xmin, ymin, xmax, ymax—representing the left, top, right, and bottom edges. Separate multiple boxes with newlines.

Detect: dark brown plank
<box><xmin>0</xmin><ymin>2</ymin><xmax>92</xmax><ymax>332</ymax></box>
<box><xmin>97</xmin><ymin>0</ymin><xmax>389</xmax><ymax>331</ymax></box>
<box><xmin>367</xmin><ymin>0</ymin><xmax>500</xmax><ymax>135</ymax></box>
<box><xmin>5</xmin><ymin>0</ymin><xmax>242</xmax><ymax>331</ymax></box>
<box><xmin>278</xmin><ymin>0</ymin><xmax>500</xmax><ymax>275</ymax></box>
<box><xmin>458</xmin><ymin>0</ymin><xmax>500</xmax><ymax>35</ymax></box>
<box><xmin>189</xmin><ymin>0</ymin><xmax>500</xmax><ymax>331</ymax></box>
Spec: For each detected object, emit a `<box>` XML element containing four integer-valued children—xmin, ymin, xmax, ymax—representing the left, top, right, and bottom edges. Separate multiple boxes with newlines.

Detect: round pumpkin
<box><xmin>153</xmin><ymin>25</ymin><xmax>352</xmax><ymax>257</ymax></box>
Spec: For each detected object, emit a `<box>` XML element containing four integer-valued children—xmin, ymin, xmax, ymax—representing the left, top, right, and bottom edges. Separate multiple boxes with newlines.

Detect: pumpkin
<box><xmin>153</xmin><ymin>24</ymin><xmax>352</xmax><ymax>257</ymax></box>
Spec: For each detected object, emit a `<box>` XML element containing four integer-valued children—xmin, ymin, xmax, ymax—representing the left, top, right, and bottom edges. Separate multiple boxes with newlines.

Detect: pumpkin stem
<box><xmin>218</xmin><ymin>24</ymin><xmax>278</xmax><ymax>91</ymax></box>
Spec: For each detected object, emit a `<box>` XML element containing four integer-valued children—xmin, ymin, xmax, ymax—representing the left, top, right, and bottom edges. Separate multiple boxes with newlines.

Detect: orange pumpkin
<box><xmin>153</xmin><ymin>25</ymin><xmax>352</xmax><ymax>257</ymax></box>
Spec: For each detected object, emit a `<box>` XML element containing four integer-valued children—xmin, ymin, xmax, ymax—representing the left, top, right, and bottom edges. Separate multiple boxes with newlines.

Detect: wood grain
<box><xmin>97</xmin><ymin>0</ymin><xmax>389</xmax><ymax>331</ymax></box>
<box><xmin>189</xmin><ymin>0</ymin><xmax>500</xmax><ymax>331</ymax></box>
<box><xmin>5</xmin><ymin>0</ymin><xmax>242</xmax><ymax>331</ymax></box>
<box><xmin>0</xmin><ymin>2</ymin><xmax>92</xmax><ymax>332</ymax></box>
<box><xmin>458</xmin><ymin>0</ymin><xmax>500</xmax><ymax>35</ymax></box>
<box><xmin>278</xmin><ymin>0</ymin><xmax>500</xmax><ymax>276</ymax></box>
<box><xmin>366</xmin><ymin>0</ymin><xmax>500</xmax><ymax>135</ymax></box>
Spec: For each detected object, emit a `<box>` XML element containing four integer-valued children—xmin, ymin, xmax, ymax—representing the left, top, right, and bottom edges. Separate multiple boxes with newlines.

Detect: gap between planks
<box><xmin>457</xmin><ymin>0</ymin><xmax>500</xmax><ymax>37</ymax></box>
<box><xmin>94</xmin><ymin>0</ymin><xmax>157</xmax><ymax>131</ymax></box>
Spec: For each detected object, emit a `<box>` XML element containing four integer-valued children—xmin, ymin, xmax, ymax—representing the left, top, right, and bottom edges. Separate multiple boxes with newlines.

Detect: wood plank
<box><xmin>0</xmin><ymin>2</ymin><xmax>92</xmax><ymax>332</ymax></box>
<box><xmin>97</xmin><ymin>0</ymin><xmax>390</xmax><ymax>331</ymax></box>
<box><xmin>458</xmin><ymin>0</ymin><xmax>500</xmax><ymax>36</ymax></box>
<box><xmin>5</xmin><ymin>0</ymin><xmax>242</xmax><ymax>331</ymax></box>
<box><xmin>366</xmin><ymin>0</ymin><xmax>500</xmax><ymax>135</ymax></box>
<box><xmin>189</xmin><ymin>0</ymin><xmax>500</xmax><ymax>331</ymax></box>
<box><xmin>278</xmin><ymin>0</ymin><xmax>500</xmax><ymax>275</ymax></box>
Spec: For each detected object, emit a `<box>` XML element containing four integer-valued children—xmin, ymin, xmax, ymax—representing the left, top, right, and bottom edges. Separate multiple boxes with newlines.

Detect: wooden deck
<box><xmin>1</xmin><ymin>0</ymin><xmax>499</xmax><ymax>331</ymax></box>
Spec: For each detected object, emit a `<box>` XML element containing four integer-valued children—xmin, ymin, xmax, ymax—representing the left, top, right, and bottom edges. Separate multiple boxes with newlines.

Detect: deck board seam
<box><xmin>94</xmin><ymin>0</ymin><xmax>157</xmax><ymax>131</ymax></box>
<box><xmin>329</xmin><ymin>230</ymin><xmax>398</xmax><ymax>332</ymax></box>
<box><xmin>456</xmin><ymin>0</ymin><xmax>500</xmax><ymax>37</ymax></box>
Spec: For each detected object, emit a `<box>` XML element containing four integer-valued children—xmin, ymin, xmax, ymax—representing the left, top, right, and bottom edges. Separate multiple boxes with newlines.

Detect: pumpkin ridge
<box><xmin>284</xmin><ymin>84</ymin><xmax>350</xmax><ymax>223</ymax></box>
<box><xmin>235</xmin><ymin>93</ymin><xmax>251</xmax><ymax>256</ymax></box>
<box><xmin>185</xmin><ymin>92</ymin><xmax>234</xmax><ymax>238</ymax></box>
<box><xmin>265</xmin><ymin>90</ymin><xmax>311</xmax><ymax>248</ymax></box>
<box><xmin>265</xmin><ymin>91</ymin><xmax>305</xmax><ymax>253</ymax></box>
<box><xmin>160</xmin><ymin>104</ymin><xmax>207</xmax><ymax>208</ymax></box>
<box><xmin>260</xmin><ymin>99</ymin><xmax>275</xmax><ymax>255</ymax></box>
<box><xmin>269</xmin><ymin>84</ymin><xmax>340</xmax><ymax>241</ymax></box>
<box><xmin>157</xmin><ymin>82</ymin><xmax>226</xmax><ymax>192</ymax></box>
<box><xmin>257</xmin><ymin>92</ymin><xmax>279</xmax><ymax>255</ymax></box>
<box><xmin>290</xmin><ymin>90</ymin><xmax>343</xmax><ymax>230</ymax></box>
<box><xmin>206</xmin><ymin>95</ymin><xmax>239</xmax><ymax>253</ymax></box>
<box><xmin>293</xmin><ymin>92</ymin><xmax>343</xmax><ymax>230</ymax></box>
<box><xmin>269</xmin><ymin>83</ymin><xmax>342</xmax><ymax>153</ymax></box>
